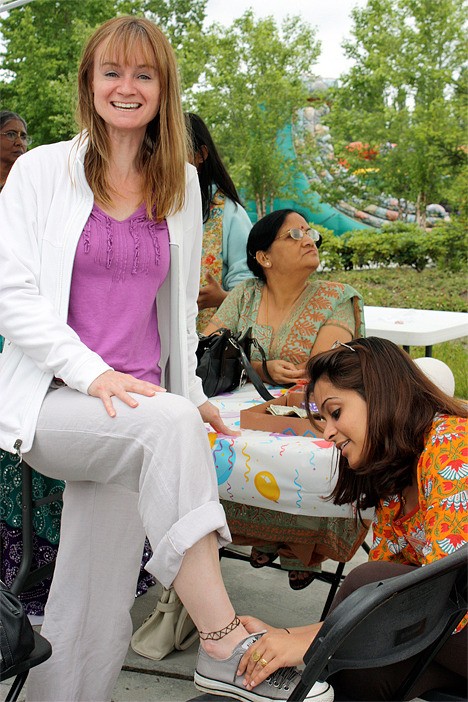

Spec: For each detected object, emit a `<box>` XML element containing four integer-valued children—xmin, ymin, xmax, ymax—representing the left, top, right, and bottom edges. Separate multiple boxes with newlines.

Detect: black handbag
<box><xmin>196</xmin><ymin>327</ymin><xmax>273</xmax><ymax>400</ymax></box>
<box><xmin>0</xmin><ymin>581</ymin><xmax>35</xmax><ymax>675</ymax></box>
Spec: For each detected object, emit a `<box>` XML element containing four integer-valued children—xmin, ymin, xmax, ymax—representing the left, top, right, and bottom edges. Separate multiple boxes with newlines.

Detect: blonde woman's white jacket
<box><xmin>0</xmin><ymin>136</ymin><xmax>207</xmax><ymax>454</ymax></box>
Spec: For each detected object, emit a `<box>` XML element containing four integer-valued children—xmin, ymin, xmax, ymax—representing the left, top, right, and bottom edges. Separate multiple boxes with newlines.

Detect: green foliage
<box><xmin>323</xmin><ymin>0</ymin><xmax>467</xmax><ymax>224</ymax></box>
<box><xmin>185</xmin><ymin>11</ymin><xmax>320</xmax><ymax>217</ymax></box>
<box><xmin>319</xmin><ymin>219</ymin><xmax>468</xmax><ymax>273</ymax></box>
<box><xmin>319</xmin><ymin>267</ymin><xmax>467</xmax><ymax>312</ymax></box>
<box><xmin>317</xmin><ymin>228</ymin><xmax>353</xmax><ymax>271</ymax></box>
<box><xmin>425</xmin><ymin>219</ymin><xmax>468</xmax><ymax>273</ymax></box>
<box><xmin>1</xmin><ymin>0</ymin><xmax>115</xmax><ymax>143</ymax></box>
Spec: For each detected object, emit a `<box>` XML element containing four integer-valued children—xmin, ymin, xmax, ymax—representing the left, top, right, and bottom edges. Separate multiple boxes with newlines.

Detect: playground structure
<box><xmin>246</xmin><ymin>78</ymin><xmax>450</xmax><ymax>235</ymax></box>
<box><xmin>295</xmin><ymin>100</ymin><xmax>450</xmax><ymax>231</ymax></box>
<box><xmin>245</xmin><ymin>117</ymin><xmax>372</xmax><ymax>235</ymax></box>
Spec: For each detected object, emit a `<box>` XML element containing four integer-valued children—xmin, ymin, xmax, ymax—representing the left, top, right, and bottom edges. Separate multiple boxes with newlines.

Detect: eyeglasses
<box><xmin>0</xmin><ymin>130</ymin><xmax>32</xmax><ymax>145</ymax></box>
<box><xmin>278</xmin><ymin>228</ymin><xmax>321</xmax><ymax>244</ymax></box>
<box><xmin>331</xmin><ymin>340</ymin><xmax>356</xmax><ymax>352</ymax></box>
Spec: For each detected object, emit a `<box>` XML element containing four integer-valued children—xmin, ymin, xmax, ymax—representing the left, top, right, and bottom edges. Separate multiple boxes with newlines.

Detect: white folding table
<box><xmin>364</xmin><ymin>306</ymin><xmax>468</xmax><ymax>356</ymax></box>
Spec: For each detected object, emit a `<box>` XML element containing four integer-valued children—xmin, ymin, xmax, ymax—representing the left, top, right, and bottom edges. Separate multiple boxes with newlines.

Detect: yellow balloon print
<box><xmin>254</xmin><ymin>471</ymin><xmax>280</xmax><ymax>502</ymax></box>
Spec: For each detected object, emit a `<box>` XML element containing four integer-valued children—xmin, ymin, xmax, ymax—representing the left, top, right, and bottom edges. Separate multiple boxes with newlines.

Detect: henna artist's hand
<box><xmin>237</xmin><ymin>621</ymin><xmax>322</xmax><ymax>689</ymax></box>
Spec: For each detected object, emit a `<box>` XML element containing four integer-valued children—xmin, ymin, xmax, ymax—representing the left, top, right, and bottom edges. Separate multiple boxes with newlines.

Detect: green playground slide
<box><xmin>245</xmin><ymin>121</ymin><xmax>373</xmax><ymax>234</ymax></box>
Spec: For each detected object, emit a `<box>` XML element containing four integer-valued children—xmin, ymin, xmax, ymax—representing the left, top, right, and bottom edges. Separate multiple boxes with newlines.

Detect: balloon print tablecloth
<box><xmin>208</xmin><ymin>385</ymin><xmax>373</xmax><ymax>519</ymax></box>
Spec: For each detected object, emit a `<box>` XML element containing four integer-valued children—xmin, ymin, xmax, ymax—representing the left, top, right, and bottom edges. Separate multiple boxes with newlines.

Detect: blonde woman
<box><xmin>0</xmin><ymin>17</ymin><xmax>332</xmax><ymax>702</ymax></box>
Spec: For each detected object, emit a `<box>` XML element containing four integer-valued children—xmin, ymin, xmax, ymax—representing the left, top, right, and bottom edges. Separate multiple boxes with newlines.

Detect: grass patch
<box><xmin>318</xmin><ymin>267</ymin><xmax>468</xmax><ymax>398</ymax></box>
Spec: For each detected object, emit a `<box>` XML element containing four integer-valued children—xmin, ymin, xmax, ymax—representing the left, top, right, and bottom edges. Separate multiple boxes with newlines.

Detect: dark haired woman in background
<box><xmin>237</xmin><ymin>337</ymin><xmax>467</xmax><ymax>700</ymax></box>
<box><xmin>0</xmin><ymin>110</ymin><xmax>30</xmax><ymax>191</ymax></box>
<box><xmin>204</xmin><ymin>208</ymin><xmax>366</xmax><ymax>589</ymax></box>
<box><xmin>185</xmin><ymin>113</ymin><xmax>252</xmax><ymax>330</ymax></box>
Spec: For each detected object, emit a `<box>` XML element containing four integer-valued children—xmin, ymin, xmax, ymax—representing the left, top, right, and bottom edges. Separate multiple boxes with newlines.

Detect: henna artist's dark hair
<box><xmin>306</xmin><ymin>337</ymin><xmax>467</xmax><ymax>510</ymax></box>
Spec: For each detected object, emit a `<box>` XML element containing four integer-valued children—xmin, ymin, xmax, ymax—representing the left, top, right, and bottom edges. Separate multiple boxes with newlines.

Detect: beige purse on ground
<box><xmin>131</xmin><ymin>586</ymin><xmax>198</xmax><ymax>660</ymax></box>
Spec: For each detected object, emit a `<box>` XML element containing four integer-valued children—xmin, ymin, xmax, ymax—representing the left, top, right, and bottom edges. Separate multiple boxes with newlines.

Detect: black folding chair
<box><xmin>220</xmin><ymin>539</ymin><xmax>370</xmax><ymax>620</ymax></box>
<box><xmin>0</xmin><ymin>631</ymin><xmax>52</xmax><ymax>702</ymax></box>
<box><xmin>188</xmin><ymin>545</ymin><xmax>467</xmax><ymax>702</ymax></box>
<box><xmin>1</xmin><ymin>461</ymin><xmax>59</xmax><ymax>700</ymax></box>
<box><xmin>290</xmin><ymin>544</ymin><xmax>468</xmax><ymax>701</ymax></box>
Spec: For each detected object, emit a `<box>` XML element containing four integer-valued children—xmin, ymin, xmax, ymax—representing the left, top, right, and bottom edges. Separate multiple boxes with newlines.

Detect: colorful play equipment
<box><xmin>246</xmin><ymin>78</ymin><xmax>450</xmax><ymax>235</ymax></box>
<box><xmin>245</xmin><ymin>119</ymin><xmax>373</xmax><ymax>234</ymax></box>
<box><xmin>294</xmin><ymin>100</ymin><xmax>450</xmax><ymax>231</ymax></box>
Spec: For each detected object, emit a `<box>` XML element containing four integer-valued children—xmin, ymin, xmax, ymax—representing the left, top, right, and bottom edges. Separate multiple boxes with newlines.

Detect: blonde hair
<box><xmin>77</xmin><ymin>16</ymin><xmax>188</xmax><ymax>219</ymax></box>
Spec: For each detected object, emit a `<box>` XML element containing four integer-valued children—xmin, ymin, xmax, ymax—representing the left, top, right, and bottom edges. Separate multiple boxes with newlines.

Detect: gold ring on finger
<box><xmin>260</xmin><ymin>658</ymin><xmax>268</xmax><ymax>668</ymax></box>
<box><xmin>251</xmin><ymin>650</ymin><xmax>261</xmax><ymax>663</ymax></box>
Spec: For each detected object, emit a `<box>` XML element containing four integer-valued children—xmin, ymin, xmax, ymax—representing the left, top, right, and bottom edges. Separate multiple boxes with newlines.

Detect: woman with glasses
<box><xmin>203</xmin><ymin>208</ymin><xmax>364</xmax><ymax>388</ymax></box>
<box><xmin>203</xmin><ymin>208</ymin><xmax>366</xmax><ymax>589</ymax></box>
<box><xmin>0</xmin><ymin>110</ymin><xmax>31</xmax><ymax>192</ymax></box>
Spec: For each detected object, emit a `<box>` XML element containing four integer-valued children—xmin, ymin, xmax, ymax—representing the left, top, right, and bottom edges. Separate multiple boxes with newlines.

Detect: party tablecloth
<box><xmin>208</xmin><ymin>384</ymin><xmax>373</xmax><ymax>520</ymax></box>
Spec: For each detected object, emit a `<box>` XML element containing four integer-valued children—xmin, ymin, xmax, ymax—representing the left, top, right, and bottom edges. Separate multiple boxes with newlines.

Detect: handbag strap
<box><xmin>230</xmin><ymin>338</ymin><xmax>274</xmax><ymax>401</ymax></box>
<box><xmin>251</xmin><ymin>338</ymin><xmax>277</xmax><ymax>386</ymax></box>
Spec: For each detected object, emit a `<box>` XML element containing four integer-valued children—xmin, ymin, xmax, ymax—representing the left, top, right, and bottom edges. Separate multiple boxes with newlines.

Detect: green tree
<box><xmin>321</xmin><ymin>0</ymin><xmax>467</xmax><ymax>226</ymax></box>
<box><xmin>185</xmin><ymin>11</ymin><xmax>320</xmax><ymax>218</ymax></box>
<box><xmin>114</xmin><ymin>0</ymin><xmax>208</xmax><ymax>87</ymax></box>
<box><xmin>0</xmin><ymin>0</ymin><xmax>207</xmax><ymax>145</ymax></box>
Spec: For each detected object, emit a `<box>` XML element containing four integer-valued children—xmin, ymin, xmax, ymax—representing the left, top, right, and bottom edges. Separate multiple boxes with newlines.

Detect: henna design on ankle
<box><xmin>198</xmin><ymin>615</ymin><xmax>241</xmax><ymax>641</ymax></box>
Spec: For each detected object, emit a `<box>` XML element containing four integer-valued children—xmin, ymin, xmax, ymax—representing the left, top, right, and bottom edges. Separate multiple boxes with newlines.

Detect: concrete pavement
<box><xmin>1</xmin><ymin>542</ymin><xmax>425</xmax><ymax>702</ymax></box>
<box><xmin>113</xmin><ymin>543</ymin><xmax>367</xmax><ymax>701</ymax></box>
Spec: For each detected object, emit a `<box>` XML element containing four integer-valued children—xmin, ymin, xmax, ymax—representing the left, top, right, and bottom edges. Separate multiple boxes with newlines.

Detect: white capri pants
<box><xmin>25</xmin><ymin>385</ymin><xmax>230</xmax><ymax>702</ymax></box>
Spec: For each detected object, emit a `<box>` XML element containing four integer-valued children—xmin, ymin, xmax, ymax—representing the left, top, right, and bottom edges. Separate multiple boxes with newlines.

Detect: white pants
<box><xmin>25</xmin><ymin>386</ymin><xmax>230</xmax><ymax>702</ymax></box>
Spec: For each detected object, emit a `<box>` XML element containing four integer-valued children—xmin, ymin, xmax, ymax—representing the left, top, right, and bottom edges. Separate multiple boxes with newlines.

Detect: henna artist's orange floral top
<box><xmin>370</xmin><ymin>414</ymin><xmax>468</xmax><ymax>632</ymax></box>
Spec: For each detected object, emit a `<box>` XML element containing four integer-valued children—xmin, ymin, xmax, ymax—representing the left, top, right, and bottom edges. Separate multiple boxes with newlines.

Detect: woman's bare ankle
<box><xmin>200</xmin><ymin>622</ymin><xmax>248</xmax><ymax>659</ymax></box>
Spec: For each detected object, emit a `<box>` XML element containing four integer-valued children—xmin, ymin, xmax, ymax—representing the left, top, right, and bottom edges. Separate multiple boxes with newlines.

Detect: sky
<box><xmin>205</xmin><ymin>0</ymin><xmax>368</xmax><ymax>79</ymax></box>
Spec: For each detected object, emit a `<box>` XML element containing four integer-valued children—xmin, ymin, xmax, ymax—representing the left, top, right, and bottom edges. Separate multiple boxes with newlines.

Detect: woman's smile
<box><xmin>313</xmin><ymin>377</ymin><xmax>368</xmax><ymax>468</ymax></box>
<box><xmin>112</xmin><ymin>101</ymin><xmax>142</xmax><ymax>110</ymax></box>
<box><xmin>92</xmin><ymin>45</ymin><xmax>161</xmax><ymax>138</ymax></box>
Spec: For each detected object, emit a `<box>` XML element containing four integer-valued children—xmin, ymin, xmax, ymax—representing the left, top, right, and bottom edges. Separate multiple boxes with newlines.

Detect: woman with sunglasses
<box><xmin>203</xmin><ymin>208</ymin><xmax>366</xmax><ymax>590</ymax></box>
<box><xmin>237</xmin><ymin>337</ymin><xmax>467</xmax><ymax>700</ymax></box>
<box><xmin>0</xmin><ymin>110</ymin><xmax>31</xmax><ymax>192</ymax></box>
